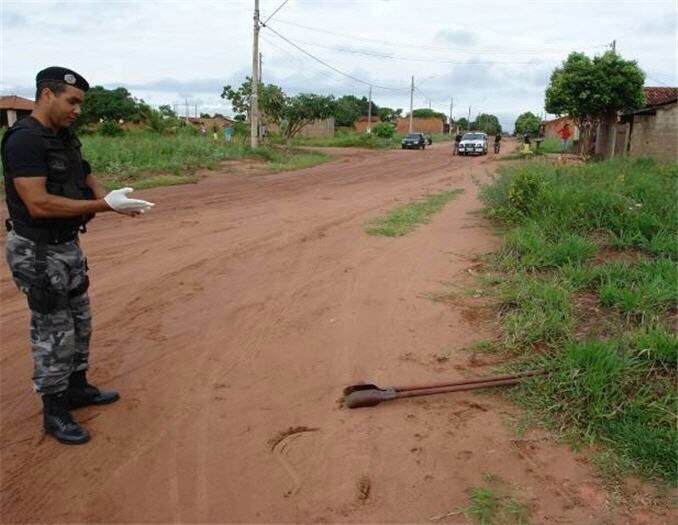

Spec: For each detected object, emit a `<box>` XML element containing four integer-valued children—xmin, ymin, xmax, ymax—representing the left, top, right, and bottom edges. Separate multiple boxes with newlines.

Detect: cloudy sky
<box><xmin>1</xmin><ymin>0</ymin><xmax>676</xmax><ymax>131</ymax></box>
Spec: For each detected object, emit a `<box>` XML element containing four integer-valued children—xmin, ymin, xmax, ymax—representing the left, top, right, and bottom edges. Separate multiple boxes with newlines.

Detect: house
<box><xmin>540</xmin><ymin>115</ymin><xmax>579</xmax><ymax>141</ymax></box>
<box><xmin>1</xmin><ymin>95</ymin><xmax>34</xmax><ymax>127</ymax></box>
<box><xmin>187</xmin><ymin>115</ymin><xmax>234</xmax><ymax>131</ymax></box>
<box><xmin>396</xmin><ymin>117</ymin><xmax>444</xmax><ymax>135</ymax></box>
<box><xmin>621</xmin><ymin>87</ymin><xmax>678</xmax><ymax>162</ymax></box>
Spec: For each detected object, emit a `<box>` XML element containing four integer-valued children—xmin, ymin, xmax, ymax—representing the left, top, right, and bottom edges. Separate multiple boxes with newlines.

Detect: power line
<box><xmin>260</xmin><ymin>32</ymin><xmax>376</xmax><ymax>93</ymax></box>
<box><xmin>261</xmin><ymin>0</ymin><xmax>290</xmax><ymax>26</ymax></box>
<box><xmin>271</xmin><ymin>34</ymin><xmax>552</xmax><ymax>65</ymax></box>
<box><xmin>272</xmin><ymin>18</ymin><xmax>610</xmax><ymax>56</ymax></box>
<box><xmin>263</xmin><ymin>25</ymin><xmax>410</xmax><ymax>91</ymax></box>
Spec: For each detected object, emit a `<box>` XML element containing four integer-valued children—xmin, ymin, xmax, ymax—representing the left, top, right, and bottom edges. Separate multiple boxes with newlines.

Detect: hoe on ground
<box><xmin>343</xmin><ymin>370</ymin><xmax>546</xmax><ymax>409</ymax></box>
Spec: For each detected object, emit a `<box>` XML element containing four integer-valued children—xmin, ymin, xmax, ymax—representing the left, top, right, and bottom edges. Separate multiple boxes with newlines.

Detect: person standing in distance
<box><xmin>2</xmin><ymin>67</ymin><xmax>154</xmax><ymax>445</ymax></box>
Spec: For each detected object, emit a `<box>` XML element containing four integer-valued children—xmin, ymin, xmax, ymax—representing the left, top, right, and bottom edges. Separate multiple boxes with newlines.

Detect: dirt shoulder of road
<box><xmin>0</xmin><ymin>141</ymin><xmax>673</xmax><ymax>524</ymax></box>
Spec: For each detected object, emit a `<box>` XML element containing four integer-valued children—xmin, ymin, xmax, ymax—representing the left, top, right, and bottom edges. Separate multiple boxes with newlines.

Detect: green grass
<box><xmin>289</xmin><ymin>130</ymin><xmax>398</xmax><ymax>149</ymax></box>
<box><xmin>464</xmin><ymin>485</ymin><xmax>531</xmax><ymax>525</ymax></box>
<box><xmin>365</xmin><ymin>189</ymin><xmax>464</xmax><ymax>237</ymax></box>
<box><xmin>74</xmin><ymin>130</ymin><xmax>333</xmax><ymax>190</ymax></box>
<box><xmin>498</xmin><ymin>276</ymin><xmax>573</xmax><ymax>350</ymax></box>
<box><xmin>478</xmin><ymin>157</ymin><xmax>678</xmax><ymax>484</ymax></box>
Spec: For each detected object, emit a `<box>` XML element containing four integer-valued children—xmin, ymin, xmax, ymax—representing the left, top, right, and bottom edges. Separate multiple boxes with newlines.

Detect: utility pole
<box><xmin>367</xmin><ymin>85</ymin><xmax>373</xmax><ymax>133</ymax></box>
<box><xmin>185</xmin><ymin>97</ymin><xmax>189</xmax><ymax>123</ymax></box>
<box><xmin>259</xmin><ymin>52</ymin><xmax>263</xmax><ymax>82</ymax></box>
<box><xmin>449</xmin><ymin>96</ymin><xmax>453</xmax><ymax>135</ymax></box>
<box><xmin>409</xmin><ymin>75</ymin><xmax>414</xmax><ymax>133</ymax></box>
<box><xmin>194</xmin><ymin>104</ymin><xmax>197</xmax><ymax>118</ymax></box>
<box><xmin>467</xmin><ymin>106</ymin><xmax>471</xmax><ymax>130</ymax></box>
<box><xmin>250</xmin><ymin>0</ymin><xmax>260</xmax><ymax>148</ymax></box>
<box><xmin>611</xmin><ymin>39</ymin><xmax>616</xmax><ymax>53</ymax></box>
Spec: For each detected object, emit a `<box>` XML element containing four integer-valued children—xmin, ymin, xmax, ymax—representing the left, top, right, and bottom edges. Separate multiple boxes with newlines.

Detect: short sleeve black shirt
<box><xmin>3</xmin><ymin>126</ymin><xmax>49</xmax><ymax>179</ymax></box>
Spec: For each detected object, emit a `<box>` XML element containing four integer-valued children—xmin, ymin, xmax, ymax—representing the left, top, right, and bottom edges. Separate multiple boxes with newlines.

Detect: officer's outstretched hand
<box><xmin>104</xmin><ymin>187</ymin><xmax>155</xmax><ymax>215</ymax></box>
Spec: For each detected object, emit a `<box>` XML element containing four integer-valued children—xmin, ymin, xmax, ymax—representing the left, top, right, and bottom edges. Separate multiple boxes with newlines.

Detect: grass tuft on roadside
<box><xmin>478</xmin><ymin>157</ymin><xmax>678</xmax><ymax>484</ymax></box>
<box><xmin>72</xmin><ymin>131</ymin><xmax>332</xmax><ymax>191</ymax></box>
<box><xmin>366</xmin><ymin>189</ymin><xmax>464</xmax><ymax>237</ymax></box>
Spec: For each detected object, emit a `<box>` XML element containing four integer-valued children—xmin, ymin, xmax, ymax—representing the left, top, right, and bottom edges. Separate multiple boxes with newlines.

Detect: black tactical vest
<box><xmin>1</xmin><ymin>116</ymin><xmax>94</xmax><ymax>233</ymax></box>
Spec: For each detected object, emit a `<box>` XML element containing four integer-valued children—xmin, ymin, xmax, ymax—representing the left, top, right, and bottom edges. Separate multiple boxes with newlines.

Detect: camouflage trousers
<box><xmin>5</xmin><ymin>231</ymin><xmax>92</xmax><ymax>395</ymax></box>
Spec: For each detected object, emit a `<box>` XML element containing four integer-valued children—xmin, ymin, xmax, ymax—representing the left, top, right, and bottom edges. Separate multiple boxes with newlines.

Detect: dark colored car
<box><xmin>401</xmin><ymin>132</ymin><xmax>427</xmax><ymax>150</ymax></box>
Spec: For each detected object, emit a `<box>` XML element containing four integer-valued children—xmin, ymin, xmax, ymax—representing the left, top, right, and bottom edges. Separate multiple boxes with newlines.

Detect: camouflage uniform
<box><xmin>5</xmin><ymin>230</ymin><xmax>91</xmax><ymax>395</ymax></box>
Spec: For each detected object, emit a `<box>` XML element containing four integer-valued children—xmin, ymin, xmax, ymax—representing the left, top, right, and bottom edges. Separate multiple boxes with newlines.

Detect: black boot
<box><xmin>66</xmin><ymin>370</ymin><xmax>120</xmax><ymax>410</ymax></box>
<box><xmin>42</xmin><ymin>392</ymin><xmax>90</xmax><ymax>445</ymax></box>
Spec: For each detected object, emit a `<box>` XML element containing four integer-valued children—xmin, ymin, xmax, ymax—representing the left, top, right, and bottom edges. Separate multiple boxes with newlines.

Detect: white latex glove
<box><xmin>104</xmin><ymin>187</ymin><xmax>155</xmax><ymax>214</ymax></box>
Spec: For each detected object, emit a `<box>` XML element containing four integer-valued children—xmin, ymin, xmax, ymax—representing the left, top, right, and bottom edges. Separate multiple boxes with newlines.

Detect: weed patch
<box><xmin>366</xmin><ymin>189</ymin><xmax>463</xmax><ymax>237</ymax></box>
<box><xmin>478</xmin><ymin>157</ymin><xmax>678</xmax><ymax>484</ymax></box>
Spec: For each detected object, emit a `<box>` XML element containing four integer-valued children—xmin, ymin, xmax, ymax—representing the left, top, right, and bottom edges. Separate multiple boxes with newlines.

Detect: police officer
<box><xmin>2</xmin><ymin>67</ymin><xmax>155</xmax><ymax>445</ymax></box>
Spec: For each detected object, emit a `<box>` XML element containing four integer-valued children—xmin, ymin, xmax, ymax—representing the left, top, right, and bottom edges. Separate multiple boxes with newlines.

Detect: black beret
<box><xmin>36</xmin><ymin>66</ymin><xmax>90</xmax><ymax>92</ymax></box>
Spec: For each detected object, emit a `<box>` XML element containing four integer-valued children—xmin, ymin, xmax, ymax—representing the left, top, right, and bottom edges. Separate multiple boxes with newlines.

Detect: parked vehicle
<box><xmin>457</xmin><ymin>132</ymin><xmax>488</xmax><ymax>156</ymax></box>
<box><xmin>401</xmin><ymin>133</ymin><xmax>427</xmax><ymax>150</ymax></box>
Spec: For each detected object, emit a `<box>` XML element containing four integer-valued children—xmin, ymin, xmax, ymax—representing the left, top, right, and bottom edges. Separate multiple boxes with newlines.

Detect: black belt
<box><xmin>5</xmin><ymin>219</ymin><xmax>78</xmax><ymax>245</ymax></box>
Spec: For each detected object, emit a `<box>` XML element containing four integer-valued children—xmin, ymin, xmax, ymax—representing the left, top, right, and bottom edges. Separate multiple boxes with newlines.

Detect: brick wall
<box><xmin>268</xmin><ymin>117</ymin><xmax>335</xmax><ymax>138</ymax></box>
<box><xmin>396</xmin><ymin>117</ymin><xmax>444</xmax><ymax>135</ymax></box>
<box><xmin>629</xmin><ymin>104</ymin><xmax>678</xmax><ymax>162</ymax></box>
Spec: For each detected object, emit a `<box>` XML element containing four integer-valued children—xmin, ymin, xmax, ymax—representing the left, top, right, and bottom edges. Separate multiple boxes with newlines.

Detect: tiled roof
<box><xmin>644</xmin><ymin>87</ymin><xmax>678</xmax><ymax>107</ymax></box>
<box><xmin>0</xmin><ymin>95</ymin><xmax>34</xmax><ymax>111</ymax></box>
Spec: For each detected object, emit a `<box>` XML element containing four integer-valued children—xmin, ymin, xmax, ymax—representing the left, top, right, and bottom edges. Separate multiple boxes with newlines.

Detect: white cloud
<box><xmin>1</xmin><ymin>0</ymin><xmax>675</xmax><ymax>129</ymax></box>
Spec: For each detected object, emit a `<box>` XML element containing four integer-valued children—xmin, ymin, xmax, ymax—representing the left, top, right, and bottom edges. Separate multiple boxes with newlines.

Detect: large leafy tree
<box><xmin>377</xmin><ymin>107</ymin><xmax>402</xmax><ymax>123</ymax></box>
<box><xmin>471</xmin><ymin>113</ymin><xmax>502</xmax><ymax>134</ymax></box>
<box><xmin>545</xmin><ymin>51</ymin><xmax>645</xmax><ymax>154</ymax></box>
<box><xmin>333</xmin><ymin>95</ymin><xmax>379</xmax><ymax>127</ymax></box>
<box><xmin>455</xmin><ymin>117</ymin><xmax>469</xmax><ymax>130</ymax></box>
<box><xmin>221</xmin><ymin>77</ymin><xmax>287</xmax><ymax>125</ymax></box>
<box><xmin>81</xmin><ymin>86</ymin><xmax>141</xmax><ymax>124</ymax></box>
<box><xmin>334</xmin><ymin>95</ymin><xmax>362</xmax><ymax>127</ymax></box>
<box><xmin>282</xmin><ymin>93</ymin><xmax>336</xmax><ymax>139</ymax></box>
<box><xmin>411</xmin><ymin>108</ymin><xmax>446</xmax><ymax>119</ymax></box>
<box><xmin>514</xmin><ymin>112</ymin><xmax>541</xmax><ymax>135</ymax></box>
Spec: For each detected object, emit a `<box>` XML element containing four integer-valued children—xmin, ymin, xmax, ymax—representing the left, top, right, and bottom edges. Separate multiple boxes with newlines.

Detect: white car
<box><xmin>458</xmin><ymin>132</ymin><xmax>488</xmax><ymax>156</ymax></box>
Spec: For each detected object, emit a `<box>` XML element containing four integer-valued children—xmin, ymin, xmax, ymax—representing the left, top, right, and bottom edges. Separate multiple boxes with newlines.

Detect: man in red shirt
<box><xmin>559</xmin><ymin>123</ymin><xmax>572</xmax><ymax>153</ymax></box>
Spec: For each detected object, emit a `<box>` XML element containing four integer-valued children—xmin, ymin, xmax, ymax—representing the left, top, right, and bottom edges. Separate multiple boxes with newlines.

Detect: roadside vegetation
<box><xmin>477</xmin><ymin>157</ymin><xmax>677</xmax><ymax>484</ymax></box>
<box><xmin>81</xmin><ymin>129</ymin><xmax>330</xmax><ymax>190</ymax></box>
<box><xmin>366</xmin><ymin>189</ymin><xmax>463</xmax><ymax>237</ymax></box>
<box><xmin>432</xmin><ymin>473</ymin><xmax>530</xmax><ymax>524</ymax></box>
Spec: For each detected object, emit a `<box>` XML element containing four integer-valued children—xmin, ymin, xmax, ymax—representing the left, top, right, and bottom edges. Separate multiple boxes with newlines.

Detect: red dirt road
<box><xmin>1</xmin><ymin>142</ymin><xmax>671</xmax><ymax>523</ymax></box>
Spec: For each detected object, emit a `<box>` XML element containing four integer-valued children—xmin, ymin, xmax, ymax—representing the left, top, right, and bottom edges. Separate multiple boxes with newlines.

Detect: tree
<box><xmin>334</xmin><ymin>95</ymin><xmax>362</xmax><ymax>127</ymax></box>
<box><xmin>377</xmin><ymin>107</ymin><xmax>402</xmax><ymax>123</ymax></box>
<box><xmin>332</xmin><ymin>95</ymin><xmax>378</xmax><ymax>127</ymax></box>
<box><xmin>158</xmin><ymin>104</ymin><xmax>176</xmax><ymax>118</ymax></box>
<box><xmin>411</xmin><ymin>108</ymin><xmax>446</xmax><ymax>119</ymax></box>
<box><xmin>545</xmin><ymin>51</ymin><xmax>645</xmax><ymax>156</ymax></box>
<box><xmin>514</xmin><ymin>112</ymin><xmax>541</xmax><ymax>135</ymax></box>
<box><xmin>471</xmin><ymin>113</ymin><xmax>502</xmax><ymax>134</ymax></box>
<box><xmin>282</xmin><ymin>93</ymin><xmax>336</xmax><ymax>140</ymax></box>
<box><xmin>221</xmin><ymin>77</ymin><xmax>287</xmax><ymax>125</ymax></box>
<box><xmin>456</xmin><ymin>117</ymin><xmax>469</xmax><ymax>130</ymax></box>
<box><xmin>371</xmin><ymin>122</ymin><xmax>395</xmax><ymax>138</ymax></box>
<box><xmin>81</xmin><ymin>86</ymin><xmax>140</xmax><ymax>124</ymax></box>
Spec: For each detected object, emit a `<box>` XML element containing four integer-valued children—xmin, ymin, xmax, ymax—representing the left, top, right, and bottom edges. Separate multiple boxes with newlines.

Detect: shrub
<box><xmin>99</xmin><ymin>120</ymin><xmax>124</xmax><ymax>137</ymax></box>
<box><xmin>371</xmin><ymin>122</ymin><xmax>395</xmax><ymax>138</ymax></box>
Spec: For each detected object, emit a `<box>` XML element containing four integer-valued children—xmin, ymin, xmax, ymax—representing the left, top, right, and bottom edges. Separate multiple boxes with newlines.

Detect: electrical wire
<box><xmin>260</xmin><ymin>32</ymin><xmax>373</xmax><ymax>92</ymax></box>
<box><xmin>269</xmin><ymin>33</ymin><xmax>552</xmax><ymax>65</ymax></box>
<box><xmin>272</xmin><ymin>18</ymin><xmax>610</xmax><ymax>56</ymax></box>
<box><xmin>263</xmin><ymin>25</ymin><xmax>411</xmax><ymax>91</ymax></box>
<box><xmin>261</xmin><ymin>0</ymin><xmax>290</xmax><ymax>26</ymax></box>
